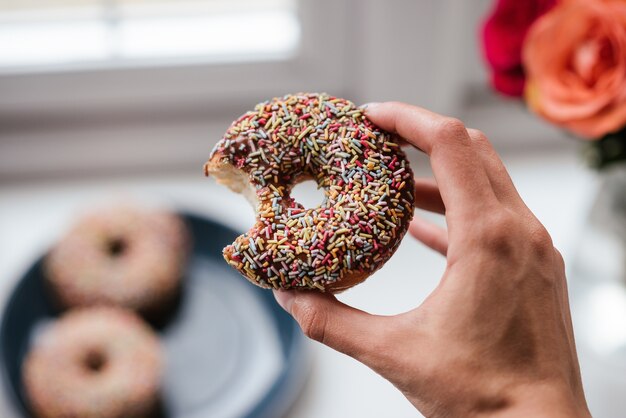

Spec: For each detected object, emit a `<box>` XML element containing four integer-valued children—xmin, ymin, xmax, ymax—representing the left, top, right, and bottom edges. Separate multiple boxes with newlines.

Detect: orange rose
<box><xmin>523</xmin><ymin>0</ymin><xmax>626</xmax><ymax>139</ymax></box>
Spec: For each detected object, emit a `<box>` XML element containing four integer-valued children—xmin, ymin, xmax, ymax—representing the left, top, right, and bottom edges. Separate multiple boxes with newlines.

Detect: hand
<box><xmin>273</xmin><ymin>102</ymin><xmax>590</xmax><ymax>417</ymax></box>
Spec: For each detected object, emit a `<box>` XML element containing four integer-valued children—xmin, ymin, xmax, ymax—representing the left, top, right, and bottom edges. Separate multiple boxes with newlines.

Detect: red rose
<box><xmin>481</xmin><ymin>0</ymin><xmax>557</xmax><ymax>96</ymax></box>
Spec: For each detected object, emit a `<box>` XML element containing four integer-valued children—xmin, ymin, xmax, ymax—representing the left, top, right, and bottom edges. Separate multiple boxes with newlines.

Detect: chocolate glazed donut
<box><xmin>205</xmin><ymin>93</ymin><xmax>415</xmax><ymax>292</ymax></box>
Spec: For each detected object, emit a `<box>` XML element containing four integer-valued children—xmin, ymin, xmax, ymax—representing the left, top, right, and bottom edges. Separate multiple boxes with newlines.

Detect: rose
<box><xmin>523</xmin><ymin>0</ymin><xmax>626</xmax><ymax>139</ymax></box>
<box><xmin>481</xmin><ymin>0</ymin><xmax>557</xmax><ymax>96</ymax></box>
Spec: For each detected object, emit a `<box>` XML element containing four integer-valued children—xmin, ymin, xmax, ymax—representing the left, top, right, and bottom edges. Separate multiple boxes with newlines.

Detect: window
<box><xmin>0</xmin><ymin>0</ymin><xmax>354</xmax><ymax>179</ymax></box>
<box><xmin>0</xmin><ymin>0</ymin><xmax>300</xmax><ymax>71</ymax></box>
<box><xmin>0</xmin><ymin>0</ymin><xmax>349</xmax><ymax>117</ymax></box>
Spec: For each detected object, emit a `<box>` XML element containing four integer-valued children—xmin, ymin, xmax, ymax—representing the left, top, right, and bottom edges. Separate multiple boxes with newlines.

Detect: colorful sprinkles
<box><xmin>206</xmin><ymin>93</ymin><xmax>414</xmax><ymax>291</ymax></box>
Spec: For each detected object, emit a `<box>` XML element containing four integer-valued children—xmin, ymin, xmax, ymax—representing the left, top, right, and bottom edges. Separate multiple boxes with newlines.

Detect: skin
<box><xmin>273</xmin><ymin>102</ymin><xmax>591</xmax><ymax>418</ymax></box>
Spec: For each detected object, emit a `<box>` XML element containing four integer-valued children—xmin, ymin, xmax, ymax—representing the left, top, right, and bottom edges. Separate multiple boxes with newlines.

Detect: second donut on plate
<box><xmin>23</xmin><ymin>306</ymin><xmax>162</xmax><ymax>418</ymax></box>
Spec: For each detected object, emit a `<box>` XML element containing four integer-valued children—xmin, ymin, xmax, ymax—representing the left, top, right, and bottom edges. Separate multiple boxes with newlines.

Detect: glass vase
<box><xmin>570</xmin><ymin>164</ymin><xmax>626</xmax><ymax>418</ymax></box>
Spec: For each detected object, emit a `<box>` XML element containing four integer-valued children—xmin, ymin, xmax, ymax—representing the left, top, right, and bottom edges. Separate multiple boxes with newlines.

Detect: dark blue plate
<box><xmin>0</xmin><ymin>213</ymin><xmax>309</xmax><ymax>418</ymax></box>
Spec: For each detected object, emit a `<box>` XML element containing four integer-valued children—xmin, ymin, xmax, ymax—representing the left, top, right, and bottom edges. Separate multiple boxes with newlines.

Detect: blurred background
<box><xmin>0</xmin><ymin>0</ymin><xmax>573</xmax><ymax>181</ymax></box>
<box><xmin>0</xmin><ymin>0</ymin><xmax>619</xmax><ymax>417</ymax></box>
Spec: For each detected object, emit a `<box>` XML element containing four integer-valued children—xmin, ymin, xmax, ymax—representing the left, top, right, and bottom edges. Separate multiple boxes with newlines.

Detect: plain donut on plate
<box><xmin>23</xmin><ymin>307</ymin><xmax>162</xmax><ymax>418</ymax></box>
<box><xmin>44</xmin><ymin>205</ymin><xmax>189</xmax><ymax>317</ymax></box>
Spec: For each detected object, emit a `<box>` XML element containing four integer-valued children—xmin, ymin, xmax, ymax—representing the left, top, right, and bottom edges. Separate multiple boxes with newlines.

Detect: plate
<box><xmin>0</xmin><ymin>213</ymin><xmax>309</xmax><ymax>418</ymax></box>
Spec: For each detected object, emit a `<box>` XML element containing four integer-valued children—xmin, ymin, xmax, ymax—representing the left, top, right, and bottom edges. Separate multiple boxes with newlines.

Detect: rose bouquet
<box><xmin>481</xmin><ymin>0</ymin><xmax>626</xmax><ymax>168</ymax></box>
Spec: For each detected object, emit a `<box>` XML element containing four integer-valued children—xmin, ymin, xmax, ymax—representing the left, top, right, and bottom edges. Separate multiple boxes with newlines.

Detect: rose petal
<box><xmin>564</xmin><ymin>98</ymin><xmax>626</xmax><ymax>138</ymax></box>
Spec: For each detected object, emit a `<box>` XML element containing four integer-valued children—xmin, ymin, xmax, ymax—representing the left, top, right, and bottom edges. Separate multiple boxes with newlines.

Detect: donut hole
<box><xmin>83</xmin><ymin>350</ymin><xmax>107</xmax><ymax>373</ymax></box>
<box><xmin>290</xmin><ymin>179</ymin><xmax>326</xmax><ymax>209</ymax></box>
<box><xmin>106</xmin><ymin>237</ymin><xmax>127</xmax><ymax>257</ymax></box>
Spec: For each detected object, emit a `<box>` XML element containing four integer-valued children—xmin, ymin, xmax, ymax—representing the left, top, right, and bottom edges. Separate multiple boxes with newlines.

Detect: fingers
<box><xmin>414</xmin><ymin>178</ymin><xmax>445</xmax><ymax>214</ymax></box>
<box><xmin>412</xmin><ymin>178</ymin><xmax>448</xmax><ymax>254</ymax></box>
<box><xmin>274</xmin><ymin>290</ymin><xmax>400</xmax><ymax>370</ymax></box>
<box><xmin>412</xmin><ymin>146</ymin><xmax>521</xmax><ymax>216</ymax></box>
<box><xmin>466</xmin><ymin>129</ymin><xmax>526</xmax><ymax>211</ymax></box>
<box><xmin>366</xmin><ymin>102</ymin><xmax>498</xmax><ymax>217</ymax></box>
<box><xmin>409</xmin><ymin>217</ymin><xmax>448</xmax><ymax>255</ymax></box>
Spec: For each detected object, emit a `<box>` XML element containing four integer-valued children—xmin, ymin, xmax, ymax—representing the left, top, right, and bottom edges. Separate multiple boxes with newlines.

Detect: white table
<box><xmin>0</xmin><ymin>148</ymin><xmax>607</xmax><ymax>417</ymax></box>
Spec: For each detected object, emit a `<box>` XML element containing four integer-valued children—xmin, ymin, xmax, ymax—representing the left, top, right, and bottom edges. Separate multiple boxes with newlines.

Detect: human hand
<box><xmin>273</xmin><ymin>102</ymin><xmax>590</xmax><ymax>417</ymax></box>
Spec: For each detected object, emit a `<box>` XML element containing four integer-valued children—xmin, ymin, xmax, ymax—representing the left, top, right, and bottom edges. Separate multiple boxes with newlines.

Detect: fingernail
<box><xmin>359</xmin><ymin>102</ymin><xmax>379</xmax><ymax>111</ymax></box>
<box><xmin>273</xmin><ymin>290</ymin><xmax>295</xmax><ymax>314</ymax></box>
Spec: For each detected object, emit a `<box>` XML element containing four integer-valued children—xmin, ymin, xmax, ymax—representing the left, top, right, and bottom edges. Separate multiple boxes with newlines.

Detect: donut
<box><xmin>205</xmin><ymin>93</ymin><xmax>414</xmax><ymax>291</ymax></box>
<box><xmin>23</xmin><ymin>307</ymin><xmax>162</xmax><ymax>418</ymax></box>
<box><xmin>44</xmin><ymin>205</ymin><xmax>189</xmax><ymax>316</ymax></box>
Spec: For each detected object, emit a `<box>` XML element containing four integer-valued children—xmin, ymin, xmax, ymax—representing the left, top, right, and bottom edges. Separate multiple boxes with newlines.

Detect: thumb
<box><xmin>274</xmin><ymin>290</ymin><xmax>400</xmax><ymax>368</ymax></box>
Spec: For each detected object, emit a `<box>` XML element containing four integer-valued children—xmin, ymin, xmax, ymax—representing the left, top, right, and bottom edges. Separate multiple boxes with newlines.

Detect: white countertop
<box><xmin>0</xmin><ymin>148</ymin><xmax>609</xmax><ymax>417</ymax></box>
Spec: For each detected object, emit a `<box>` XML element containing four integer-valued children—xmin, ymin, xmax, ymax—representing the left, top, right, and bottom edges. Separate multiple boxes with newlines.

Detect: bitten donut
<box><xmin>44</xmin><ymin>205</ymin><xmax>189</xmax><ymax>316</ymax></box>
<box><xmin>205</xmin><ymin>93</ymin><xmax>414</xmax><ymax>291</ymax></box>
<box><xmin>23</xmin><ymin>307</ymin><xmax>162</xmax><ymax>418</ymax></box>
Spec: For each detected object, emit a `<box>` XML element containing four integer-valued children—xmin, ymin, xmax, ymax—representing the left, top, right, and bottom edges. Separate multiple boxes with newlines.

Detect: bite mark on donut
<box><xmin>207</xmin><ymin>161</ymin><xmax>260</xmax><ymax>211</ymax></box>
